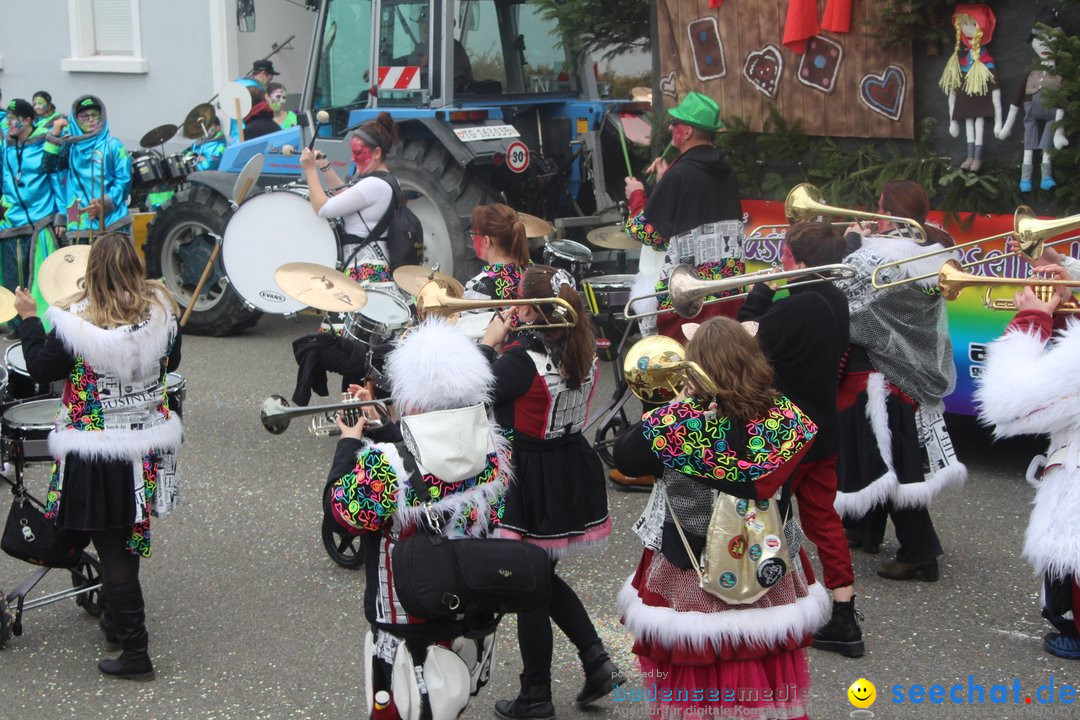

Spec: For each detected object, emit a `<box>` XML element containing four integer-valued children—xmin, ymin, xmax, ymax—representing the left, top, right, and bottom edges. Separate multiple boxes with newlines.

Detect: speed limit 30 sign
<box><xmin>505</xmin><ymin>140</ymin><xmax>530</xmax><ymax>173</ymax></box>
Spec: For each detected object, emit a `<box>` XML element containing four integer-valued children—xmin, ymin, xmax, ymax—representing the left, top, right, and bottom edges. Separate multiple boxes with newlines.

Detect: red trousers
<box><xmin>789</xmin><ymin>455</ymin><xmax>855</xmax><ymax>589</ymax></box>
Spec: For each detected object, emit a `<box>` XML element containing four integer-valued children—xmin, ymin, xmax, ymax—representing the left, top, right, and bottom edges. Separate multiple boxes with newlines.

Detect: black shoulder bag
<box><xmin>2</xmin><ymin>481</ymin><xmax>87</xmax><ymax>568</ymax></box>
<box><xmin>390</xmin><ymin>448</ymin><xmax>551</xmax><ymax>630</ymax></box>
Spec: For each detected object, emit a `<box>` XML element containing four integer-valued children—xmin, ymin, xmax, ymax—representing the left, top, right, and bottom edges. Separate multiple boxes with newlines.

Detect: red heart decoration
<box><xmin>743</xmin><ymin>45</ymin><xmax>783</xmax><ymax>99</ymax></box>
<box><xmin>860</xmin><ymin>65</ymin><xmax>906</xmax><ymax>121</ymax></box>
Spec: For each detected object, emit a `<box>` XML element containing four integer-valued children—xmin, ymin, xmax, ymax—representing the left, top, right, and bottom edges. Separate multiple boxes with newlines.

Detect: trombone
<box><xmin>415</xmin><ymin>278</ymin><xmax>578</xmax><ymax>328</ymax></box>
<box><xmin>872</xmin><ymin>206</ymin><xmax>1080</xmax><ymax>290</ymax></box>
<box><xmin>622</xmin><ymin>335</ymin><xmax>719</xmax><ymax>404</ymax></box>
<box><xmin>785</xmin><ymin>183</ymin><xmax>927</xmax><ymax>243</ymax></box>
<box><xmin>937</xmin><ymin>259</ymin><xmax>1080</xmax><ymax>315</ymax></box>
<box><xmin>261</xmin><ymin>394</ymin><xmax>391</xmax><ymax>436</ymax></box>
<box><xmin>623</xmin><ymin>263</ymin><xmax>857</xmax><ymax>320</ymax></box>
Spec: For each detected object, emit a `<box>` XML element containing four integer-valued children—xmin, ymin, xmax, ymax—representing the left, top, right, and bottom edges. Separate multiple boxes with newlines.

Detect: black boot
<box><xmin>812</xmin><ymin>597</ymin><xmax>865</xmax><ymax>658</ymax></box>
<box><xmin>98</xmin><ymin>604</ymin><xmax>120</xmax><ymax>647</ymax></box>
<box><xmin>494</xmin><ymin>679</ymin><xmax>556</xmax><ymax>720</ymax></box>
<box><xmin>575</xmin><ymin>642</ymin><xmax>626</xmax><ymax>706</ymax></box>
<box><xmin>97</xmin><ymin>580</ymin><xmax>155</xmax><ymax>681</ymax></box>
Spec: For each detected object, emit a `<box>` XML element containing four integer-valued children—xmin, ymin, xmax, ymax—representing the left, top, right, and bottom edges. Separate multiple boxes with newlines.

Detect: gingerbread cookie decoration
<box><xmin>687</xmin><ymin>16</ymin><xmax>727</xmax><ymax>80</ymax></box>
<box><xmin>797</xmin><ymin>35</ymin><xmax>843</xmax><ymax>93</ymax></box>
<box><xmin>860</xmin><ymin>65</ymin><xmax>907</xmax><ymax>121</ymax></box>
<box><xmin>743</xmin><ymin>45</ymin><xmax>783</xmax><ymax>99</ymax></box>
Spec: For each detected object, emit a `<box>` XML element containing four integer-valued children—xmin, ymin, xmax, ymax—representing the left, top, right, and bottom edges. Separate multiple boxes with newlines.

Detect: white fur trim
<box><xmin>48</xmin><ymin>415</ymin><xmax>183</xmax><ymax>461</ymax></box>
<box><xmin>859</xmin><ymin>235</ymin><xmax>956</xmax><ymax>291</ymax></box>
<box><xmin>892</xmin><ymin>461</ymin><xmax>967</xmax><ymax>509</ymax></box>
<box><xmin>46</xmin><ymin>296</ymin><xmax>175</xmax><ymax>382</ymax></box>
<box><xmin>834</xmin><ymin>373</ymin><xmax>897</xmax><ymax>517</ymax></box>
<box><xmin>976</xmin><ymin>323</ymin><xmax>1080</xmax><ymax>438</ymax></box>
<box><xmin>386</xmin><ymin>319</ymin><xmax>493</xmax><ymax>414</ymax></box>
<box><xmin>1024</xmin><ymin>467</ymin><xmax>1080</xmax><ymax>580</ymax></box>
<box><xmin>617</xmin><ymin>575</ymin><xmax>830</xmax><ymax>652</ymax></box>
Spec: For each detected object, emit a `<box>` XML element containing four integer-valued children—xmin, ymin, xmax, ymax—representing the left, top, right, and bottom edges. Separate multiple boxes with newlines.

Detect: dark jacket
<box><xmin>737</xmin><ymin>280</ymin><xmax>849</xmax><ymax>459</ymax></box>
<box><xmin>243</xmin><ymin>102</ymin><xmax>280</xmax><ymax>140</ymax></box>
<box><xmin>643</xmin><ymin>144</ymin><xmax>742</xmax><ymax>240</ymax></box>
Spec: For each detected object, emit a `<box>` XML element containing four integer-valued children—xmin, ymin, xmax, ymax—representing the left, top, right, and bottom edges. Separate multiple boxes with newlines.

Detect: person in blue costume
<box><xmin>1</xmin><ymin>99</ymin><xmax>63</xmax><ymax>325</ymax></box>
<box><xmin>32</xmin><ymin>91</ymin><xmax>63</xmax><ymax>131</ymax></box>
<box><xmin>187</xmin><ymin>115</ymin><xmax>227</xmax><ymax>172</ymax></box>
<box><xmin>44</xmin><ymin>95</ymin><xmax>132</xmax><ymax>242</ymax></box>
<box><xmin>229</xmin><ymin>60</ymin><xmax>279</xmax><ymax>143</ymax></box>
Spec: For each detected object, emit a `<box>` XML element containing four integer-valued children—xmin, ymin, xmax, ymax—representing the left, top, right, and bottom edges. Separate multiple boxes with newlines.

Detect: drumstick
<box><xmin>613</xmin><ymin>115</ymin><xmax>634</xmax><ymax>178</ymax></box>
<box><xmin>645</xmin><ymin>143</ymin><xmax>673</xmax><ymax>184</ymax></box>
<box><xmin>181</xmin><ymin>245</ymin><xmax>220</xmax><ymax>327</ymax></box>
<box><xmin>307</xmin><ymin>110</ymin><xmax>330</xmax><ymax>151</ymax></box>
<box><xmin>281</xmin><ymin>145</ymin><xmax>327</xmax><ymax>161</ymax></box>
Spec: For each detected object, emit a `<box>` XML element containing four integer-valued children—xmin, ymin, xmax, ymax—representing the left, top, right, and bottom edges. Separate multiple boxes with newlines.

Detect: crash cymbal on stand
<box><xmin>139</xmin><ymin>124</ymin><xmax>178</xmax><ymax>149</ymax></box>
<box><xmin>392</xmin><ymin>265</ymin><xmax>463</xmax><ymax>296</ymax></box>
<box><xmin>182</xmin><ymin>103</ymin><xmax>217</xmax><ymax>139</ymax></box>
<box><xmin>586</xmin><ymin>225</ymin><xmax>638</xmax><ymax>250</ymax></box>
<box><xmin>0</xmin><ymin>287</ymin><xmax>15</xmax><ymax>324</ymax></box>
<box><xmin>274</xmin><ymin>262</ymin><xmax>368</xmax><ymax>313</ymax></box>
<box><xmin>38</xmin><ymin>245</ymin><xmax>90</xmax><ymax>305</ymax></box>
<box><xmin>517</xmin><ymin>212</ymin><xmax>554</xmax><ymax>239</ymax></box>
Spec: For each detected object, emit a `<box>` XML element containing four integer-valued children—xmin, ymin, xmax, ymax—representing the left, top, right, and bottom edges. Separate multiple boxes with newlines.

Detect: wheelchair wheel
<box><xmin>71</xmin><ymin>553</ymin><xmax>104</xmax><ymax>617</ymax></box>
<box><xmin>0</xmin><ymin>593</ymin><xmax>12</xmax><ymax>649</ymax></box>
<box><xmin>321</xmin><ymin>514</ymin><xmax>364</xmax><ymax>569</ymax></box>
<box><xmin>593</xmin><ymin>411</ymin><xmax>628</xmax><ymax>469</ymax></box>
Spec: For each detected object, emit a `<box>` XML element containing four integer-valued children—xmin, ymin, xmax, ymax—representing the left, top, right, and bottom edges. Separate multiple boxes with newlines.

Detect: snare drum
<box><xmin>4</xmin><ymin>342</ymin><xmax>51</xmax><ymax>400</ymax></box>
<box><xmin>581</xmin><ymin>274</ymin><xmax>635</xmax><ymax>316</ymax></box>
<box><xmin>2</xmin><ymin>398</ymin><xmax>59</xmax><ymax>463</ymax></box>
<box><xmin>221</xmin><ymin>188</ymin><xmax>340</xmax><ymax>315</ymax></box>
<box><xmin>343</xmin><ymin>289</ymin><xmax>412</xmax><ymax>349</ymax></box>
<box><xmin>165</xmin><ymin>372</ymin><xmax>186</xmax><ymax>419</ymax></box>
<box><xmin>543</xmin><ymin>239</ymin><xmax>593</xmax><ymax>281</ymax></box>
<box><xmin>131</xmin><ymin>152</ymin><xmax>166</xmax><ymax>188</ymax></box>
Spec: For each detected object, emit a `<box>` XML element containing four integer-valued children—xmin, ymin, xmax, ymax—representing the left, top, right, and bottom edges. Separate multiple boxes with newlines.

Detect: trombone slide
<box><xmin>261</xmin><ymin>394</ymin><xmax>390</xmax><ymax>436</ymax></box>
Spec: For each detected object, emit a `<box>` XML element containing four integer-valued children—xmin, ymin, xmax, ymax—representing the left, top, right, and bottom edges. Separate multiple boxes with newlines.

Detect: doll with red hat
<box><xmin>939</xmin><ymin>4</ymin><xmax>1002</xmax><ymax>173</ymax></box>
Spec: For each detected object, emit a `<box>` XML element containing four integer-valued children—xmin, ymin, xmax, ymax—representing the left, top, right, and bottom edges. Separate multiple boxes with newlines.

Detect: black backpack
<box><xmin>366</xmin><ymin>171</ymin><xmax>424</xmax><ymax>269</ymax></box>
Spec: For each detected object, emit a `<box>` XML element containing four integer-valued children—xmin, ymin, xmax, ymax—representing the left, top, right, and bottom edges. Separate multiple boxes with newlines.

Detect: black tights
<box><xmin>90</xmin><ymin>529</ymin><xmax>141</xmax><ymax>586</ymax></box>
<box><xmin>517</xmin><ymin>567</ymin><xmax>600</xmax><ymax>687</ymax></box>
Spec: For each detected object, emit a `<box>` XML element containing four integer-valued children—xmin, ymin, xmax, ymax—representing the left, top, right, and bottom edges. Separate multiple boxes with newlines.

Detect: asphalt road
<box><xmin>0</xmin><ymin>313</ymin><xmax>1075</xmax><ymax>720</ymax></box>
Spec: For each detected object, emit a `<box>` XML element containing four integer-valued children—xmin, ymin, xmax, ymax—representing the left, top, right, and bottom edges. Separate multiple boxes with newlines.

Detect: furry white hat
<box><xmin>386</xmin><ymin>318</ymin><xmax>493</xmax><ymax>414</ymax></box>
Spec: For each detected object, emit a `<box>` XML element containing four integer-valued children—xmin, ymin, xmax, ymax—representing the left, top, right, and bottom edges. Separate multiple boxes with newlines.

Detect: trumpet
<box><xmin>623</xmin><ymin>263</ymin><xmax>857</xmax><ymax>320</ymax></box>
<box><xmin>785</xmin><ymin>183</ymin><xmax>927</xmax><ymax>243</ymax></box>
<box><xmin>937</xmin><ymin>260</ymin><xmax>1080</xmax><ymax>314</ymax></box>
<box><xmin>261</xmin><ymin>394</ymin><xmax>391</xmax><ymax>436</ymax></box>
<box><xmin>622</xmin><ymin>335</ymin><xmax>718</xmax><ymax>404</ymax></box>
<box><xmin>872</xmin><ymin>206</ymin><xmax>1080</xmax><ymax>290</ymax></box>
<box><xmin>415</xmin><ymin>279</ymin><xmax>578</xmax><ymax>328</ymax></box>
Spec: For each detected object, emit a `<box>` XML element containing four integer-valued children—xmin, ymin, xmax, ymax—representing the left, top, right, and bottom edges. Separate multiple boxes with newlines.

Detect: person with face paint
<box><xmin>266</xmin><ymin>82</ymin><xmax>297</xmax><ymax>130</ymax></box>
<box><xmin>301</xmin><ymin>112</ymin><xmax>400</xmax><ymax>284</ymax></box>
<box><xmin>1</xmin><ymin>99</ymin><xmax>64</xmax><ymax>327</ymax></box>
<box><xmin>44</xmin><ymin>95</ymin><xmax>132</xmax><ymax>242</ymax></box>
<box><xmin>464</xmin><ymin>204</ymin><xmax>532</xmax><ymax>303</ymax></box>
<box><xmin>32</xmin><ymin>91</ymin><xmax>61</xmax><ymax>130</ymax></box>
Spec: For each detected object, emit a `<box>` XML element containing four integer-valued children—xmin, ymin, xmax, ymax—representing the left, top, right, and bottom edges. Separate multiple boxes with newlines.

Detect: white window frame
<box><xmin>61</xmin><ymin>0</ymin><xmax>149</xmax><ymax>74</ymax></box>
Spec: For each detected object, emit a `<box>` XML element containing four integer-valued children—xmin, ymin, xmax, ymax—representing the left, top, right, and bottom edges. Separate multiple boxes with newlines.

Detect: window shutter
<box><xmin>91</xmin><ymin>0</ymin><xmax>134</xmax><ymax>55</ymax></box>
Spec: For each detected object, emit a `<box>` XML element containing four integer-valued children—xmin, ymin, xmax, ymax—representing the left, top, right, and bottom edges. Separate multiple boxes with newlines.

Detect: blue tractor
<box><xmin>146</xmin><ymin>0</ymin><xmax>644</xmax><ymax>335</ymax></box>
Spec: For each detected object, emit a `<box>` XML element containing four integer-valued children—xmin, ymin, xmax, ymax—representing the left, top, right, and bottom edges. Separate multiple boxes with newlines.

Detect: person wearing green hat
<box><xmin>623</xmin><ymin>91</ymin><xmax>745</xmax><ymax>342</ymax></box>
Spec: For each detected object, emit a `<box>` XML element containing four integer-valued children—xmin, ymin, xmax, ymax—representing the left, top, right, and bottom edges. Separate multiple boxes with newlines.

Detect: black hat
<box><xmin>33</xmin><ymin>90</ymin><xmax>52</xmax><ymax>105</ymax></box>
<box><xmin>77</xmin><ymin>96</ymin><xmax>103</xmax><ymax>112</ymax></box>
<box><xmin>7</xmin><ymin>99</ymin><xmax>35</xmax><ymax>120</ymax></box>
<box><xmin>251</xmin><ymin>59</ymin><xmax>280</xmax><ymax>76</ymax></box>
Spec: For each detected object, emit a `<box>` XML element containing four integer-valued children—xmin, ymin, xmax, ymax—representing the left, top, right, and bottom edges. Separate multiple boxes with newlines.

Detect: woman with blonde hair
<box><xmin>614</xmin><ymin>317</ymin><xmax>825</xmax><ymax>719</ymax></box>
<box><xmin>14</xmin><ymin>231</ymin><xmax>182</xmax><ymax>680</ymax></box>
<box><xmin>481</xmin><ymin>265</ymin><xmax>622</xmax><ymax>718</ymax></box>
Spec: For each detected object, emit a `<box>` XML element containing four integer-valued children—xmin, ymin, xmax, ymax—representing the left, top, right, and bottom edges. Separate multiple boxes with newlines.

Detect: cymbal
<box><xmin>182</xmin><ymin>104</ymin><xmax>216</xmax><ymax>140</ymax></box>
<box><xmin>392</xmin><ymin>265</ymin><xmax>463</xmax><ymax>297</ymax></box>
<box><xmin>586</xmin><ymin>225</ymin><xmax>638</xmax><ymax>251</ymax></box>
<box><xmin>630</xmin><ymin>86</ymin><xmax>653</xmax><ymax>103</ymax></box>
<box><xmin>274</xmin><ymin>262</ymin><xmax>368</xmax><ymax>313</ymax></box>
<box><xmin>517</xmin><ymin>212</ymin><xmax>553</xmax><ymax>238</ymax></box>
<box><xmin>0</xmin><ymin>287</ymin><xmax>15</xmax><ymax>324</ymax></box>
<box><xmin>139</xmin><ymin>123</ymin><xmax>178</xmax><ymax>149</ymax></box>
<box><xmin>38</xmin><ymin>246</ymin><xmax>90</xmax><ymax>305</ymax></box>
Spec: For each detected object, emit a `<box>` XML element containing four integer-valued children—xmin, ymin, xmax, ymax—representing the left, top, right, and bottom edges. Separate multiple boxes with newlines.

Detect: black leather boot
<box><xmin>878</xmin><ymin>557</ymin><xmax>939</xmax><ymax>582</ymax></box>
<box><xmin>98</xmin><ymin>605</ymin><xmax>120</xmax><ymax>647</ymax></box>
<box><xmin>812</xmin><ymin>597</ymin><xmax>865</xmax><ymax>658</ymax></box>
<box><xmin>494</xmin><ymin>679</ymin><xmax>556</xmax><ymax>720</ymax></box>
<box><xmin>97</xmin><ymin>580</ymin><xmax>155</xmax><ymax>681</ymax></box>
<box><xmin>575</xmin><ymin>642</ymin><xmax>626</xmax><ymax>706</ymax></box>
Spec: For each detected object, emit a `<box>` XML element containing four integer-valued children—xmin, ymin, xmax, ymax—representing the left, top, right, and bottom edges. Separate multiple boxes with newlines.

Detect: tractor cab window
<box><xmin>377</xmin><ymin>0</ymin><xmax>432</xmax><ymax>105</ymax></box>
<box><xmin>456</xmin><ymin>0</ymin><xmax>577</xmax><ymax>95</ymax></box>
<box><xmin>312</xmin><ymin>0</ymin><xmax>374</xmax><ymax>112</ymax></box>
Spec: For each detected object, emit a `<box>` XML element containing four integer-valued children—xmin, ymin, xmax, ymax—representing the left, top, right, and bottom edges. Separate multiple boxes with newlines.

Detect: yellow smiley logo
<box><xmin>847</xmin><ymin>678</ymin><xmax>877</xmax><ymax>708</ymax></box>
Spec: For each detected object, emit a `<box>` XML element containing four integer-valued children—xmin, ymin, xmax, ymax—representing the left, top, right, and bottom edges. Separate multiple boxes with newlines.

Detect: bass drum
<box><xmin>222</xmin><ymin>189</ymin><xmax>340</xmax><ymax>316</ymax></box>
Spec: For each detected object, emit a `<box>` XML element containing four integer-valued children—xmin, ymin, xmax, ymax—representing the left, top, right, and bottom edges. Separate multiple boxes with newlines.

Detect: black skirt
<box><xmin>55</xmin><ymin>456</ymin><xmax>137</xmax><ymax>532</ymax></box>
<box><xmin>500</xmin><ymin>432</ymin><xmax>610</xmax><ymax>552</ymax></box>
